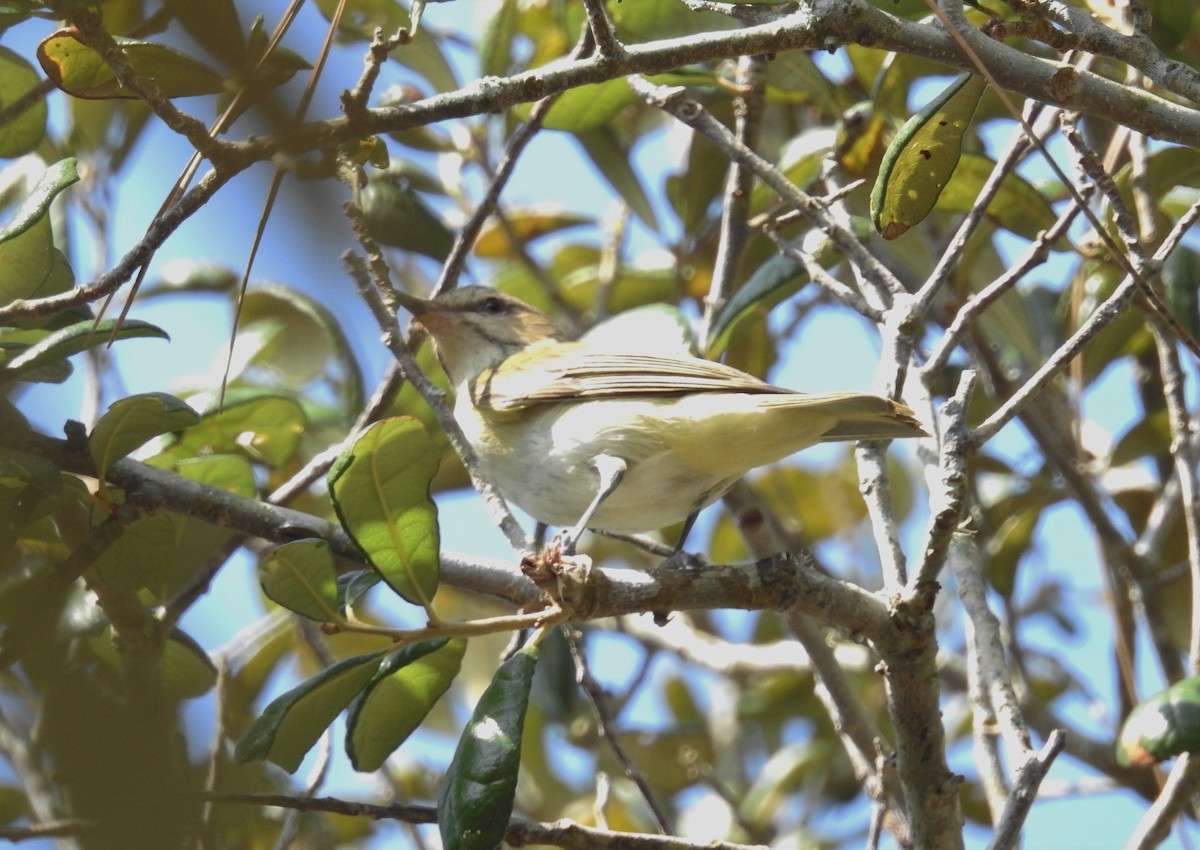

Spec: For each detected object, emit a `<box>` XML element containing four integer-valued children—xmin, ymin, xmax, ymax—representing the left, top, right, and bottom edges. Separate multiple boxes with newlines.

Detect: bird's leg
<box><xmin>656</xmin><ymin>509</ymin><xmax>700</xmax><ymax>572</ymax></box>
<box><xmin>558</xmin><ymin>454</ymin><xmax>627</xmax><ymax>556</ymax></box>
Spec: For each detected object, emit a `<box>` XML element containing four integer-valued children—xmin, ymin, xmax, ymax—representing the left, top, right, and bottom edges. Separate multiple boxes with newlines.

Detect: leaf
<box><xmin>89</xmin><ymin>626</ymin><xmax>218</xmax><ymax>701</ymax></box>
<box><xmin>479</xmin><ymin>0</ymin><xmax>518</xmax><ymax>79</ymax></box>
<box><xmin>706</xmin><ymin>248</ymin><xmax>811</xmax><ymax>358</ymax></box>
<box><xmin>473</xmin><ymin>208</ymin><xmax>593</xmax><ymax>259</ymax></box>
<box><xmin>0</xmin><ymin>446</ymin><xmax>62</xmax><ymax>497</ymax></box>
<box><xmin>235</xmin><ymin>651</ymin><xmax>387</xmax><ymax>773</ymax></box>
<box><xmin>360</xmin><ymin>174</ymin><xmax>454</xmax><ymax>261</ymax></box>
<box><xmin>0</xmin><ymin>158</ymin><xmax>79</xmax><ymax>304</ymax></box>
<box><xmin>934</xmin><ymin>152</ymin><xmax>1057</xmax><ymax>241</ymax></box>
<box><xmin>437</xmin><ymin>644</ymin><xmax>539</xmax><ymax>850</ymax></box>
<box><xmin>37</xmin><ymin>28</ymin><xmax>224</xmax><ymax>99</ymax></box>
<box><xmin>89</xmin><ymin>393</ymin><xmax>200</xmax><ymax>481</ymax></box>
<box><xmin>576</xmin><ymin>127</ymin><xmax>660</xmax><ymax>231</ymax></box>
<box><xmin>93</xmin><ymin>515</ymin><xmax>179</xmax><ymax>592</ymax></box>
<box><xmin>0</xmin><ymin>46</ymin><xmax>48</xmax><ymax>157</ymax></box>
<box><xmin>346</xmin><ymin>637</ymin><xmax>466</xmax><ymax>771</ymax></box>
<box><xmin>328</xmin><ymin>418</ymin><xmax>441</xmax><ymax>609</ymax></box>
<box><xmin>871</xmin><ymin>73</ymin><xmax>987</xmax><ymax>239</ymax></box>
<box><xmin>260</xmin><ymin>539</ymin><xmax>340</xmax><ymax>622</ymax></box>
<box><xmin>337</xmin><ymin>569</ymin><xmax>382</xmax><ymax>612</ymax></box>
<box><xmin>0</xmin><ymin>319</ymin><xmax>168</xmax><ymax>386</ymax></box>
<box><xmin>168</xmin><ymin>393</ymin><xmax>306</xmax><ymax>468</ymax></box>
<box><xmin>539</xmin><ymin>79</ymin><xmax>638</xmax><ymax>132</ymax></box>
<box><xmin>1118</xmin><ymin>677</ymin><xmax>1200</xmax><ymax>766</ymax></box>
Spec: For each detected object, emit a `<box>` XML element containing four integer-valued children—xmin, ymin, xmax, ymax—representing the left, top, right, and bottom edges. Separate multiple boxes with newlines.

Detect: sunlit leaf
<box><xmin>328</xmin><ymin>417</ymin><xmax>441</xmax><ymax>608</ymax></box>
<box><xmin>235</xmin><ymin>651</ymin><xmax>387</xmax><ymax>773</ymax></box>
<box><xmin>346</xmin><ymin>637</ymin><xmax>466</xmax><ymax>771</ymax></box>
<box><xmin>1119</xmin><ymin>677</ymin><xmax>1200</xmax><ymax>766</ymax></box>
<box><xmin>260</xmin><ymin>539</ymin><xmax>340</xmax><ymax>622</ymax></box>
<box><xmin>871</xmin><ymin>74</ymin><xmax>986</xmax><ymax>239</ymax></box>
<box><xmin>89</xmin><ymin>393</ymin><xmax>200</xmax><ymax>480</ymax></box>
<box><xmin>0</xmin><ymin>46</ymin><xmax>48</xmax><ymax>157</ymax></box>
<box><xmin>0</xmin><ymin>320</ymin><xmax>168</xmax><ymax>386</ymax></box>
<box><xmin>168</xmin><ymin>394</ymin><xmax>306</xmax><ymax>468</ymax></box>
<box><xmin>38</xmin><ymin>28</ymin><xmax>224</xmax><ymax>99</ymax></box>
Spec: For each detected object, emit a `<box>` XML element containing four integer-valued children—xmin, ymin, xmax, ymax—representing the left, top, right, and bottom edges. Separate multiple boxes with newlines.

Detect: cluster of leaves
<box><xmin>3</xmin><ymin>0</ymin><xmax>1200</xmax><ymax>848</ymax></box>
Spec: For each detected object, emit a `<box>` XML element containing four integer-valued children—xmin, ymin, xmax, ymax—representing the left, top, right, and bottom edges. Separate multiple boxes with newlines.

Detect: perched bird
<box><xmin>395</xmin><ymin>286</ymin><xmax>925</xmax><ymax>557</ymax></box>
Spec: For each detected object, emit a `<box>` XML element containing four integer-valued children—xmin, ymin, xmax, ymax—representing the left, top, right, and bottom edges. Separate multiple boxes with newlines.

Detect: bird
<box><xmin>394</xmin><ymin>285</ymin><xmax>926</xmax><ymax>560</ymax></box>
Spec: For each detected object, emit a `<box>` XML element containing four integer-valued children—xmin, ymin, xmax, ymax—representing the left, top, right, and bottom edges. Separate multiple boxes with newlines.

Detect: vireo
<box><xmin>396</xmin><ymin>286</ymin><xmax>925</xmax><ymax>557</ymax></box>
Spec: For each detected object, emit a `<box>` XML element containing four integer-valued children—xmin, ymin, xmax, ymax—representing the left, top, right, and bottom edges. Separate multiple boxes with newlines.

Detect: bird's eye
<box><xmin>481</xmin><ymin>296</ymin><xmax>506</xmax><ymax>315</ymax></box>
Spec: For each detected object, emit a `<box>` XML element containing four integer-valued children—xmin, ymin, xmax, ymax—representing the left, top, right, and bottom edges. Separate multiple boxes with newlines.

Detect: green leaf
<box><xmin>89</xmin><ymin>626</ymin><xmax>218</xmax><ymax>701</ymax></box>
<box><xmin>260</xmin><ymin>539</ymin><xmax>340</xmax><ymax>622</ymax></box>
<box><xmin>93</xmin><ymin>515</ymin><xmax>179</xmax><ymax>592</ymax></box>
<box><xmin>163</xmin><ymin>0</ymin><xmax>248</xmax><ymax>68</ymax></box>
<box><xmin>160</xmin><ymin>628</ymin><xmax>219</xmax><ymax>699</ymax></box>
<box><xmin>0</xmin><ymin>46</ymin><xmax>48</xmax><ymax>157</ymax></box>
<box><xmin>1119</xmin><ymin>677</ymin><xmax>1200</xmax><ymax>766</ymax></box>
<box><xmin>473</xmin><ymin>208</ymin><xmax>593</xmax><ymax>259</ymax></box>
<box><xmin>479</xmin><ymin>0</ymin><xmax>518</xmax><ymax>79</ymax></box>
<box><xmin>0</xmin><ymin>158</ymin><xmax>79</xmax><ymax>304</ymax></box>
<box><xmin>168</xmin><ymin>394</ymin><xmax>306</xmax><ymax>468</ymax></box>
<box><xmin>89</xmin><ymin>392</ymin><xmax>200</xmax><ymax>480</ymax></box>
<box><xmin>0</xmin><ymin>446</ymin><xmax>62</xmax><ymax>497</ymax></box>
<box><xmin>437</xmin><ymin>644</ymin><xmax>539</xmax><ymax>850</ymax></box>
<box><xmin>235</xmin><ymin>651</ymin><xmax>387</xmax><ymax>773</ymax></box>
<box><xmin>346</xmin><ymin>637</ymin><xmax>466</xmax><ymax>771</ymax></box>
<box><xmin>337</xmin><ymin>569</ymin><xmax>382</xmax><ymax>612</ymax></box>
<box><xmin>871</xmin><ymin>73</ymin><xmax>986</xmax><ymax>239</ymax></box>
<box><xmin>328</xmin><ymin>418</ymin><xmax>441</xmax><ymax>609</ymax></box>
<box><xmin>576</xmin><ymin>127</ymin><xmax>660</xmax><ymax>231</ymax></box>
<box><xmin>37</xmin><ymin>28</ymin><xmax>224</xmax><ymax>99</ymax></box>
<box><xmin>539</xmin><ymin>79</ymin><xmax>637</xmax><ymax>132</ymax></box>
<box><xmin>933</xmin><ymin>152</ymin><xmax>1057</xmax><ymax>241</ymax></box>
<box><xmin>706</xmin><ymin>248</ymin><xmax>811</xmax><ymax>358</ymax></box>
<box><xmin>360</xmin><ymin>174</ymin><xmax>455</xmax><ymax>261</ymax></box>
<box><xmin>0</xmin><ymin>319</ymin><xmax>168</xmax><ymax>386</ymax></box>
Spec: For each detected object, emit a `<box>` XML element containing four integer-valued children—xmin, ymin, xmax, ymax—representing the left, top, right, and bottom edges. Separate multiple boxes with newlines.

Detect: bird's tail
<box><xmin>808</xmin><ymin>393</ymin><xmax>927</xmax><ymax>441</ymax></box>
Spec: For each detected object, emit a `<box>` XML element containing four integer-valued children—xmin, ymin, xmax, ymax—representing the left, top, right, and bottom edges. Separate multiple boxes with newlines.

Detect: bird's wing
<box><xmin>471</xmin><ymin>341</ymin><xmax>789</xmax><ymax>410</ymax></box>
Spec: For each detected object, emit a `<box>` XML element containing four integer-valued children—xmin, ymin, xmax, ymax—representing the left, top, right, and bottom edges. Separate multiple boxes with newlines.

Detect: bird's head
<box><xmin>396</xmin><ymin>286</ymin><xmax>565</xmax><ymax>386</ymax></box>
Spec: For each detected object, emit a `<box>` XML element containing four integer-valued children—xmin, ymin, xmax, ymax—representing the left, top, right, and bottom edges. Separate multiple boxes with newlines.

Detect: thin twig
<box><xmin>986</xmin><ymin>730</ymin><xmax>1067</xmax><ymax>850</ymax></box>
<box><xmin>627</xmin><ymin>75</ymin><xmax>906</xmax><ymax>308</ymax></box>
<box><xmin>565</xmin><ymin>629</ymin><xmax>675</xmax><ymax>834</ymax></box>
<box><xmin>702</xmin><ymin>53</ymin><xmax>767</xmax><ymax>341</ymax></box>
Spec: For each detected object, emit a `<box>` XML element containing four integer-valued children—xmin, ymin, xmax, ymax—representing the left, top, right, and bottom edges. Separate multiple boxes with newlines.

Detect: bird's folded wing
<box><xmin>473</xmin><ymin>343</ymin><xmax>790</xmax><ymax>410</ymax></box>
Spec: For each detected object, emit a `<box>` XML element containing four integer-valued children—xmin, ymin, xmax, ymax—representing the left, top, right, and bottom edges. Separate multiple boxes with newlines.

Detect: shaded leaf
<box><xmin>235</xmin><ymin>651</ymin><xmax>387</xmax><ymax>773</ymax></box>
<box><xmin>706</xmin><ymin>248</ymin><xmax>811</xmax><ymax>358</ymax></box>
<box><xmin>328</xmin><ymin>418</ymin><xmax>441</xmax><ymax>608</ymax></box>
<box><xmin>361</xmin><ymin>174</ymin><xmax>454</xmax><ymax>261</ymax></box>
<box><xmin>346</xmin><ymin>637</ymin><xmax>466</xmax><ymax>771</ymax></box>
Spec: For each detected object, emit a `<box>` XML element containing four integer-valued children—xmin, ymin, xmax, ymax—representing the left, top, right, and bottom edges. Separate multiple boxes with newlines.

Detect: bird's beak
<box><xmin>390</xmin><ymin>289</ymin><xmax>449</xmax><ymax>334</ymax></box>
<box><xmin>390</xmin><ymin>288</ymin><xmax>434</xmax><ymax>318</ymax></box>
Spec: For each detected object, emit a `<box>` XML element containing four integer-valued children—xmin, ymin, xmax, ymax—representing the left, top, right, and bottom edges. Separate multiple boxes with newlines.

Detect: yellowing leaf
<box><xmin>871</xmin><ymin>74</ymin><xmax>986</xmax><ymax>239</ymax></box>
<box><xmin>38</xmin><ymin>28</ymin><xmax>224</xmax><ymax>99</ymax></box>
